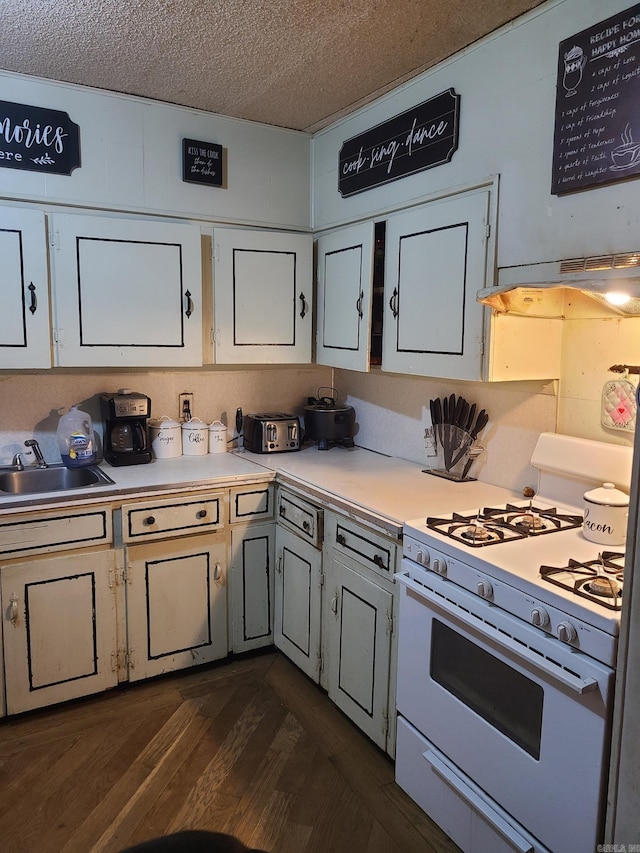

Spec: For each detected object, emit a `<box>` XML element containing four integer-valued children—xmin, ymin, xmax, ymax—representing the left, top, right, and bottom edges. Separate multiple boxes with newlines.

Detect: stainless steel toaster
<box><xmin>243</xmin><ymin>412</ymin><xmax>301</xmax><ymax>453</ymax></box>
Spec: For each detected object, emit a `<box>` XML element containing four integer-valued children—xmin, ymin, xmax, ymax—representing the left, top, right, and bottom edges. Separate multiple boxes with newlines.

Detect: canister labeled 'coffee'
<box><xmin>181</xmin><ymin>417</ymin><xmax>208</xmax><ymax>455</ymax></box>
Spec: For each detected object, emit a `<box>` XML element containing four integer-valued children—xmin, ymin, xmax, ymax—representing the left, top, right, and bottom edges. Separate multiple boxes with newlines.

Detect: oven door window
<box><xmin>431</xmin><ymin>619</ymin><xmax>543</xmax><ymax>759</ymax></box>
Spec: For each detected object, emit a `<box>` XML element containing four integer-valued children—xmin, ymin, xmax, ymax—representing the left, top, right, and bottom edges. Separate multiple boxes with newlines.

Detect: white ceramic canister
<box><xmin>208</xmin><ymin>420</ymin><xmax>228</xmax><ymax>454</ymax></box>
<box><xmin>149</xmin><ymin>416</ymin><xmax>182</xmax><ymax>459</ymax></box>
<box><xmin>181</xmin><ymin>417</ymin><xmax>209</xmax><ymax>456</ymax></box>
<box><xmin>583</xmin><ymin>482</ymin><xmax>630</xmax><ymax>546</ymax></box>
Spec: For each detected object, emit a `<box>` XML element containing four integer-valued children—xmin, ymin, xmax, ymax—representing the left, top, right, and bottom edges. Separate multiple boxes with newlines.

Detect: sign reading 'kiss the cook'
<box><xmin>338</xmin><ymin>89</ymin><xmax>460</xmax><ymax>197</ymax></box>
<box><xmin>0</xmin><ymin>100</ymin><xmax>81</xmax><ymax>175</ymax></box>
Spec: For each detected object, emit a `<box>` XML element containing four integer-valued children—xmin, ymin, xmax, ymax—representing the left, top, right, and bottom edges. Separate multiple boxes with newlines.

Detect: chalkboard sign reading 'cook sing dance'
<box><xmin>338</xmin><ymin>89</ymin><xmax>459</xmax><ymax>197</ymax></box>
<box><xmin>552</xmin><ymin>3</ymin><xmax>640</xmax><ymax>194</ymax></box>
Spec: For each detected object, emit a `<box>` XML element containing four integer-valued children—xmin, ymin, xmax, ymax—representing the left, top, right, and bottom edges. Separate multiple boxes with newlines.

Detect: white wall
<box><xmin>0</xmin><ymin>71</ymin><xmax>311</xmax><ymax>229</ymax></box>
<box><xmin>312</xmin><ymin>0</ymin><xmax>639</xmax><ymax>266</ymax></box>
<box><xmin>337</xmin><ymin>368</ymin><xmax>557</xmax><ymax>493</ymax></box>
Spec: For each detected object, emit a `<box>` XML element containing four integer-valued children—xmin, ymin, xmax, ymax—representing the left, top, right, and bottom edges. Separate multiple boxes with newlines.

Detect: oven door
<box><xmin>395</xmin><ymin>563</ymin><xmax>614</xmax><ymax>853</ymax></box>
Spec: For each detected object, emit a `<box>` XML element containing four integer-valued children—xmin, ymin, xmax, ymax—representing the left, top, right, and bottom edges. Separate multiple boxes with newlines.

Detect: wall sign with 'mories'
<box><xmin>0</xmin><ymin>100</ymin><xmax>81</xmax><ymax>175</ymax></box>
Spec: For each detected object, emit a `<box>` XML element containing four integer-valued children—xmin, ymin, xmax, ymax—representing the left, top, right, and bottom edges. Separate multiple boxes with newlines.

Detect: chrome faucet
<box><xmin>24</xmin><ymin>439</ymin><xmax>48</xmax><ymax>468</ymax></box>
<box><xmin>12</xmin><ymin>453</ymin><xmax>24</xmax><ymax>471</ymax></box>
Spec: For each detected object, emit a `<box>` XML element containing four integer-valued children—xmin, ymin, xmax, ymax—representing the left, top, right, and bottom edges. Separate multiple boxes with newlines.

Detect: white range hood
<box><xmin>478</xmin><ymin>252</ymin><xmax>640</xmax><ymax>317</ymax></box>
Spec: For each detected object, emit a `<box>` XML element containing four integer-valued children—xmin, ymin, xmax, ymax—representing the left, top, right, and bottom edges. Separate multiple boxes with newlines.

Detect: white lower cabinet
<box><xmin>121</xmin><ymin>491</ymin><xmax>228</xmax><ymax>681</ymax></box>
<box><xmin>125</xmin><ymin>533</ymin><xmax>227</xmax><ymax>681</ymax></box>
<box><xmin>274</xmin><ymin>524</ymin><xmax>323</xmax><ymax>682</ymax></box>
<box><xmin>1</xmin><ymin>549</ymin><xmax>118</xmax><ymax>715</ymax></box>
<box><xmin>0</xmin><ymin>503</ymin><xmax>117</xmax><ymax>715</ymax></box>
<box><xmin>323</xmin><ymin>511</ymin><xmax>398</xmax><ymax>755</ymax></box>
<box><xmin>322</xmin><ymin>550</ymin><xmax>394</xmax><ymax>752</ymax></box>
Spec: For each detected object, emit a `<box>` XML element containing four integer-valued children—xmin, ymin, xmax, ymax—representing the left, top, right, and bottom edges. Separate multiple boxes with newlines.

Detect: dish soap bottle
<box><xmin>57</xmin><ymin>406</ymin><xmax>97</xmax><ymax>468</ymax></box>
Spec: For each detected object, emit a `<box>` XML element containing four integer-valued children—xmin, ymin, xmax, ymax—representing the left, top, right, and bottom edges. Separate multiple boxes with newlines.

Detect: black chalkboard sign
<box><xmin>552</xmin><ymin>3</ymin><xmax>640</xmax><ymax>194</ymax></box>
<box><xmin>338</xmin><ymin>90</ymin><xmax>459</xmax><ymax>197</ymax></box>
<box><xmin>0</xmin><ymin>100</ymin><xmax>80</xmax><ymax>175</ymax></box>
<box><xmin>182</xmin><ymin>138</ymin><xmax>224</xmax><ymax>187</ymax></box>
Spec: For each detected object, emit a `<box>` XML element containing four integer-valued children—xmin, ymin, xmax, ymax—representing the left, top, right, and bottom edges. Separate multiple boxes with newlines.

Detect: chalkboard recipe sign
<box><xmin>0</xmin><ymin>100</ymin><xmax>80</xmax><ymax>175</ymax></box>
<box><xmin>182</xmin><ymin>138</ymin><xmax>224</xmax><ymax>187</ymax></box>
<box><xmin>338</xmin><ymin>89</ymin><xmax>460</xmax><ymax>197</ymax></box>
<box><xmin>552</xmin><ymin>3</ymin><xmax>640</xmax><ymax>194</ymax></box>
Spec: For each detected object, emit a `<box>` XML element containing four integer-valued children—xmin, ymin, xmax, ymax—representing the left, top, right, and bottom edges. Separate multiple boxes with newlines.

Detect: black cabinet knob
<box><xmin>145</xmin><ymin>516</ymin><xmax>156</xmax><ymax>526</ymax></box>
<box><xmin>197</xmin><ymin>509</ymin><xmax>207</xmax><ymax>519</ymax></box>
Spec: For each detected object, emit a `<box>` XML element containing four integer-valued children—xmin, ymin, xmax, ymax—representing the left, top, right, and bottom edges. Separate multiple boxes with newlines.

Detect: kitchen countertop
<box><xmin>236</xmin><ymin>446</ymin><xmax>520</xmax><ymax>536</ymax></box>
<box><xmin>0</xmin><ymin>445</ymin><xmax>520</xmax><ymax>533</ymax></box>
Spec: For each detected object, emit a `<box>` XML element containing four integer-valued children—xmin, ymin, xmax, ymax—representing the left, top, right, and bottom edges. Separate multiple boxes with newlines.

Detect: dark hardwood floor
<box><xmin>0</xmin><ymin>651</ymin><xmax>460</xmax><ymax>853</ymax></box>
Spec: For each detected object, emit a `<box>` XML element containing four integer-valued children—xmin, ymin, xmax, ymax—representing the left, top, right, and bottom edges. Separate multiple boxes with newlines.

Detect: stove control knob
<box><xmin>415</xmin><ymin>549</ymin><xmax>427</xmax><ymax>566</ymax></box>
<box><xmin>557</xmin><ymin>621</ymin><xmax>577</xmax><ymax>644</ymax></box>
<box><xmin>530</xmin><ymin>607</ymin><xmax>550</xmax><ymax>628</ymax></box>
<box><xmin>432</xmin><ymin>558</ymin><xmax>447</xmax><ymax>575</ymax></box>
<box><xmin>476</xmin><ymin>579</ymin><xmax>493</xmax><ymax>598</ymax></box>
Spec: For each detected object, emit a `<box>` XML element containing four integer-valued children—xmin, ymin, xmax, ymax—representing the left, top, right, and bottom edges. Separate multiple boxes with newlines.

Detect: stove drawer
<box><xmin>396</xmin><ymin>716</ymin><xmax>549</xmax><ymax>853</ymax></box>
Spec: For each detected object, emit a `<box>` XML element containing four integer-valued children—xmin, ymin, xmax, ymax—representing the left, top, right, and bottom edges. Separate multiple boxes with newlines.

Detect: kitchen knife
<box><xmin>465</xmin><ymin>403</ymin><xmax>477</xmax><ymax>433</ymax></box>
<box><xmin>470</xmin><ymin>410</ymin><xmax>489</xmax><ymax>440</ymax></box>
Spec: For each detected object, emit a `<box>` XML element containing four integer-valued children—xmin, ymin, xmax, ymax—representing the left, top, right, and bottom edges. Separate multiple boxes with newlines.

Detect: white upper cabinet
<box><xmin>316</xmin><ymin>222</ymin><xmax>374</xmax><ymax>371</ymax></box>
<box><xmin>50</xmin><ymin>214</ymin><xmax>203</xmax><ymax>367</ymax></box>
<box><xmin>0</xmin><ymin>206</ymin><xmax>51</xmax><ymax>369</ymax></box>
<box><xmin>382</xmin><ymin>190</ymin><xmax>489</xmax><ymax>381</ymax></box>
<box><xmin>212</xmin><ymin>227</ymin><xmax>313</xmax><ymax>364</ymax></box>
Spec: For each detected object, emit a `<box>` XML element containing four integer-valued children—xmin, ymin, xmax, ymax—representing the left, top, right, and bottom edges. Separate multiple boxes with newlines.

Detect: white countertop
<box><xmin>0</xmin><ymin>445</ymin><xmax>519</xmax><ymax>533</ymax></box>
<box><xmin>0</xmin><ymin>452</ymin><xmax>272</xmax><ymax>515</ymax></box>
<box><xmin>236</xmin><ymin>446</ymin><xmax>519</xmax><ymax>535</ymax></box>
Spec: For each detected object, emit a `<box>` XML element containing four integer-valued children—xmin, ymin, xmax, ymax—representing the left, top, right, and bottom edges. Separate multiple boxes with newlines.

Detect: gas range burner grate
<box><xmin>540</xmin><ymin>552</ymin><xmax>625</xmax><ymax>610</ymax></box>
<box><xmin>425</xmin><ymin>504</ymin><xmax>584</xmax><ymax>548</ymax></box>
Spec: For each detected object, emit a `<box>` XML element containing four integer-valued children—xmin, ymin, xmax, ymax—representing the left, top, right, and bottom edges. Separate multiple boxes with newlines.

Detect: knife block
<box><xmin>423</xmin><ymin>425</ymin><xmax>484</xmax><ymax>482</ymax></box>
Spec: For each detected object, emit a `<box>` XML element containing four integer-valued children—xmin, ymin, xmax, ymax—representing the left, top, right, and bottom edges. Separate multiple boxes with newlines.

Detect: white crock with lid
<box><xmin>149</xmin><ymin>416</ymin><xmax>182</xmax><ymax>459</ymax></box>
<box><xmin>181</xmin><ymin>417</ymin><xmax>209</xmax><ymax>456</ymax></box>
<box><xmin>583</xmin><ymin>482</ymin><xmax>629</xmax><ymax>545</ymax></box>
<box><xmin>208</xmin><ymin>420</ymin><xmax>228</xmax><ymax>454</ymax></box>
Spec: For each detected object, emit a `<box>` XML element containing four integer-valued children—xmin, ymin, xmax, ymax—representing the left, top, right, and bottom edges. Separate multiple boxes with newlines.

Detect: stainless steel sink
<box><xmin>0</xmin><ymin>464</ymin><xmax>115</xmax><ymax>495</ymax></box>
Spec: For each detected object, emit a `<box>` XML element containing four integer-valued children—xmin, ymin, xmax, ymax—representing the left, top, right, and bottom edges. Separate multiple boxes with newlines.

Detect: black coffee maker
<box><xmin>101</xmin><ymin>390</ymin><xmax>152</xmax><ymax>466</ymax></box>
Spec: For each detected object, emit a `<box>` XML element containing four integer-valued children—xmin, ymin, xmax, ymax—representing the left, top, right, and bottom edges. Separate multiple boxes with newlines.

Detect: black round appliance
<box><xmin>303</xmin><ymin>387</ymin><xmax>356</xmax><ymax>450</ymax></box>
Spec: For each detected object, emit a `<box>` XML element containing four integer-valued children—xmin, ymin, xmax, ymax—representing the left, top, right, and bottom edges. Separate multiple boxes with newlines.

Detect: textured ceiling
<box><xmin>1</xmin><ymin>0</ymin><xmax>547</xmax><ymax>132</ymax></box>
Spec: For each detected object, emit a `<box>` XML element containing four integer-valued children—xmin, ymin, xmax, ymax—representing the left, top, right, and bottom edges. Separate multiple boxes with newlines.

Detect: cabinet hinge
<box><xmin>119</xmin><ymin>648</ymin><xmax>135</xmax><ymax>670</ymax></box>
<box><xmin>485</xmin><ymin>222</ymin><xmax>491</xmax><ymax>239</ymax></box>
<box><xmin>387</xmin><ymin>609</ymin><xmax>393</xmax><ymax>636</ymax></box>
<box><xmin>319</xmin><ymin>569</ymin><xmax>325</xmax><ymax>588</ymax></box>
<box><xmin>212</xmin><ymin>242</ymin><xmax>220</xmax><ymax>263</ymax></box>
<box><xmin>318</xmin><ymin>652</ymin><xmax>324</xmax><ymax>675</ymax></box>
<box><xmin>50</xmin><ymin>230</ymin><xmax>60</xmax><ymax>251</ymax></box>
<box><xmin>382</xmin><ymin>709</ymin><xmax>390</xmax><ymax>738</ymax></box>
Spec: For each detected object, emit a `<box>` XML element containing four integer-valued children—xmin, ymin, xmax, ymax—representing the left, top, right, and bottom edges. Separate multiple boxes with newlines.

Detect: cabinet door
<box><xmin>1</xmin><ymin>549</ymin><xmax>117</xmax><ymax>714</ymax></box>
<box><xmin>126</xmin><ymin>534</ymin><xmax>227</xmax><ymax>681</ymax></box>
<box><xmin>274</xmin><ymin>525</ymin><xmax>322</xmax><ymax>682</ymax></box>
<box><xmin>316</xmin><ymin>222</ymin><xmax>374</xmax><ymax>371</ymax></box>
<box><xmin>213</xmin><ymin>227</ymin><xmax>313</xmax><ymax>364</ymax></box>
<box><xmin>0</xmin><ymin>206</ymin><xmax>51</xmax><ymax>368</ymax></box>
<box><xmin>382</xmin><ymin>190</ymin><xmax>489</xmax><ymax>380</ymax></box>
<box><xmin>229</xmin><ymin>523</ymin><xmax>275</xmax><ymax>653</ymax></box>
<box><xmin>323</xmin><ymin>553</ymin><xmax>393</xmax><ymax>750</ymax></box>
<box><xmin>50</xmin><ymin>213</ymin><xmax>203</xmax><ymax>367</ymax></box>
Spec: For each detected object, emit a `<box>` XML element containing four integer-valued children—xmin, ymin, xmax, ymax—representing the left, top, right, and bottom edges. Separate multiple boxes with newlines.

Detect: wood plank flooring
<box><xmin>0</xmin><ymin>651</ymin><xmax>460</xmax><ymax>853</ymax></box>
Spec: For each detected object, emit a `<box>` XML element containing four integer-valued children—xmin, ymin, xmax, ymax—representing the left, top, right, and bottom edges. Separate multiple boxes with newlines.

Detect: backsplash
<box><xmin>0</xmin><ymin>365</ymin><xmax>331</xmax><ymax>467</ymax></box>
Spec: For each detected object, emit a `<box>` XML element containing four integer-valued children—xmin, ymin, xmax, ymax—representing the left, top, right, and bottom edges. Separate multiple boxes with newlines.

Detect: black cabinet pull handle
<box><xmin>373</xmin><ymin>554</ymin><xmax>385</xmax><ymax>568</ymax></box>
<box><xmin>389</xmin><ymin>287</ymin><xmax>399</xmax><ymax>319</ymax></box>
<box><xmin>144</xmin><ymin>516</ymin><xmax>156</xmax><ymax>525</ymax></box>
<box><xmin>303</xmin><ymin>520</ymin><xmax>311</xmax><ymax>531</ymax></box>
<box><xmin>279</xmin><ymin>505</ymin><xmax>286</xmax><ymax>517</ymax></box>
<box><xmin>299</xmin><ymin>292</ymin><xmax>307</xmax><ymax>319</ymax></box>
<box><xmin>184</xmin><ymin>290</ymin><xmax>194</xmax><ymax>318</ymax></box>
<box><xmin>196</xmin><ymin>509</ymin><xmax>207</xmax><ymax>519</ymax></box>
<box><xmin>356</xmin><ymin>291</ymin><xmax>363</xmax><ymax>320</ymax></box>
<box><xmin>336</xmin><ymin>533</ymin><xmax>346</xmax><ymax>546</ymax></box>
<box><xmin>28</xmin><ymin>282</ymin><xmax>37</xmax><ymax>315</ymax></box>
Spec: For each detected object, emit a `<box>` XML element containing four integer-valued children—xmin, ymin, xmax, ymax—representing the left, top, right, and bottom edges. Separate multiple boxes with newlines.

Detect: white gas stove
<box><xmin>403</xmin><ymin>432</ymin><xmax>632</xmax><ymax>667</ymax></box>
<box><xmin>395</xmin><ymin>433</ymin><xmax>633</xmax><ymax>853</ymax></box>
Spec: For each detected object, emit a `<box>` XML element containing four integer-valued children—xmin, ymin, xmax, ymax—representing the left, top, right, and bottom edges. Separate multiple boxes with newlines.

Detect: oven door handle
<box><xmin>402</xmin><ymin>578</ymin><xmax>599</xmax><ymax>696</ymax></box>
<box><xmin>423</xmin><ymin>749</ymin><xmax>534</xmax><ymax>853</ymax></box>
